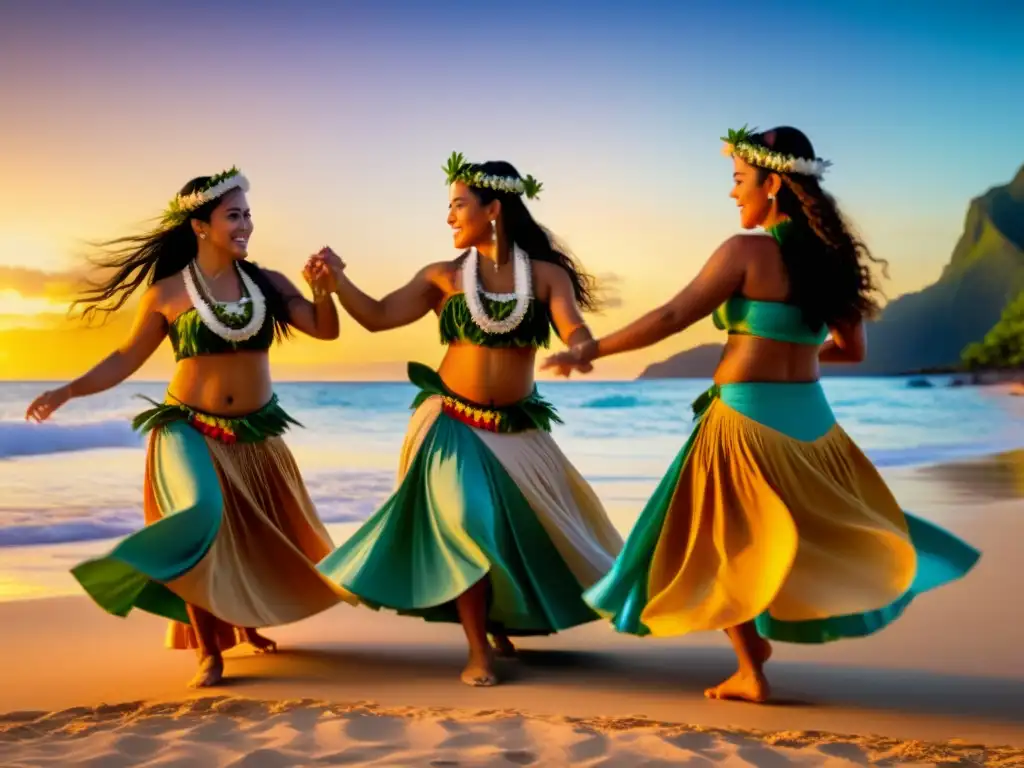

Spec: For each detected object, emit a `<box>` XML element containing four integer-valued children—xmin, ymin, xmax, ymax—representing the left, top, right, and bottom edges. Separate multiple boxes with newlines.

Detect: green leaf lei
<box><xmin>442</xmin><ymin>151</ymin><xmax>543</xmax><ymax>200</ymax></box>
<box><xmin>188</xmin><ymin>261</ymin><xmax>254</xmax><ymax>329</ymax></box>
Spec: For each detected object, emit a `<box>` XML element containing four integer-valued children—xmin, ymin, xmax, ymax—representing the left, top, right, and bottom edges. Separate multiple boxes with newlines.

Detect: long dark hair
<box><xmin>746</xmin><ymin>127</ymin><xmax>887</xmax><ymax>329</ymax></box>
<box><xmin>464</xmin><ymin>161</ymin><xmax>601</xmax><ymax>312</ymax></box>
<box><xmin>72</xmin><ymin>176</ymin><xmax>292</xmax><ymax>339</ymax></box>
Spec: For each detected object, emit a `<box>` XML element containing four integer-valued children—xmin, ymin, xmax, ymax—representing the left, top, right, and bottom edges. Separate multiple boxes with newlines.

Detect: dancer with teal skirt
<box><xmin>543</xmin><ymin>126</ymin><xmax>981</xmax><ymax>704</ymax></box>
<box><xmin>25</xmin><ymin>168</ymin><xmax>354</xmax><ymax>688</ymax></box>
<box><xmin>308</xmin><ymin>154</ymin><xmax>623</xmax><ymax>686</ymax></box>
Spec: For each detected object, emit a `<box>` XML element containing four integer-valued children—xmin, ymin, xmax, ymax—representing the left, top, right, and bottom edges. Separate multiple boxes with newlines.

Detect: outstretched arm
<box><xmin>26</xmin><ymin>286</ymin><xmax>168</xmax><ymax>421</ymax></box>
<box><xmin>316</xmin><ymin>249</ymin><xmax>442</xmax><ymax>333</ymax></box>
<box><xmin>266</xmin><ymin>269</ymin><xmax>339</xmax><ymax>340</ymax></box>
<box><xmin>577</xmin><ymin>236</ymin><xmax>747</xmax><ymax>363</ymax></box>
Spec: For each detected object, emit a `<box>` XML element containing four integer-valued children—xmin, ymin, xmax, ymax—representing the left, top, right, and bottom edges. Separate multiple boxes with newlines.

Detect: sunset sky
<box><xmin>2</xmin><ymin>0</ymin><xmax>1023</xmax><ymax>381</ymax></box>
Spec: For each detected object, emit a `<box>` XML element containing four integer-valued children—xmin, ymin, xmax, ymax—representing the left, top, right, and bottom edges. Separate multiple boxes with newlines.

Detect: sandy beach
<box><xmin>2</xmin><ymin>452</ymin><xmax>1023</xmax><ymax>767</ymax></box>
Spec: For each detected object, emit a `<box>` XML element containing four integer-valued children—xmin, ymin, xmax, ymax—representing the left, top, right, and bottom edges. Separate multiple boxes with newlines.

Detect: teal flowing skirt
<box><xmin>70</xmin><ymin>398</ymin><xmax>350</xmax><ymax>649</ymax></box>
<box><xmin>317</xmin><ymin>364</ymin><xmax>624</xmax><ymax>635</ymax></box>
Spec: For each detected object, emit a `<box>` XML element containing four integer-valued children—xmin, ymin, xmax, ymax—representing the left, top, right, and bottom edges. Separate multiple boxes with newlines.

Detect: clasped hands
<box><xmin>302</xmin><ymin>247</ymin><xmax>345</xmax><ymax>298</ymax></box>
<box><xmin>541</xmin><ymin>339</ymin><xmax>598</xmax><ymax>378</ymax></box>
<box><xmin>300</xmin><ymin>246</ymin><xmax>597</xmax><ymax>377</ymax></box>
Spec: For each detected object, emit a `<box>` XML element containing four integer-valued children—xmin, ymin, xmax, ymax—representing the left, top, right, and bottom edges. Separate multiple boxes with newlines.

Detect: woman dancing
<box><xmin>25</xmin><ymin>168</ymin><xmax>354</xmax><ymax>688</ymax></box>
<box><xmin>543</xmin><ymin>127</ymin><xmax>981</xmax><ymax>703</ymax></box>
<box><xmin>307</xmin><ymin>153</ymin><xmax>623</xmax><ymax>686</ymax></box>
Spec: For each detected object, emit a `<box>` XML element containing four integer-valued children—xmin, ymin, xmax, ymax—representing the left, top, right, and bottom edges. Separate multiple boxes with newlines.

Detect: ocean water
<box><xmin>2</xmin><ymin>376</ymin><xmax>1023</xmax><ymax>555</ymax></box>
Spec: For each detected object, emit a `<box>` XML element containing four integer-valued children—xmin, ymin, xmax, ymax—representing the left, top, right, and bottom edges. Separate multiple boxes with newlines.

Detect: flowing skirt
<box><xmin>71</xmin><ymin>395</ymin><xmax>354</xmax><ymax>650</ymax></box>
<box><xmin>317</xmin><ymin>363</ymin><xmax>624</xmax><ymax>635</ymax></box>
<box><xmin>584</xmin><ymin>382</ymin><xmax>981</xmax><ymax>642</ymax></box>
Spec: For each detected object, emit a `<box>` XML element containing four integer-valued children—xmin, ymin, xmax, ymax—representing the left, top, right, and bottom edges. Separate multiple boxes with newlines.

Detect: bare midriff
<box><xmin>437</xmin><ymin>342</ymin><xmax>539</xmax><ymax>406</ymax></box>
<box><xmin>168</xmin><ymin>352</ymin><xmax>274</xmax><ymax>415</ymax></box>
<box><xmin>713</xmin><ymin>334</ymin><xmax>821</xmax><ymax>386</ymax></box>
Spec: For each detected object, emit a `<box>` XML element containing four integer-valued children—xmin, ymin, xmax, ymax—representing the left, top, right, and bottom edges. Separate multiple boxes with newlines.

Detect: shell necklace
<box><xmin>183</xmin><ymin>259</ymin><xmax>267</xmax><ymax>342</ymax></box>
<box><xmin>462</xmin><ymin>245</ymin><xmax>531</xmax><ymax>335</ymax></box>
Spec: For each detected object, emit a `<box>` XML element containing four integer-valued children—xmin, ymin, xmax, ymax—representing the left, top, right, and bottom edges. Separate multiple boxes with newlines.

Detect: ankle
<box><xmin>738</xmin><ymin>662</ymin><xmax>764</xmax><ymax>677</ymax></box>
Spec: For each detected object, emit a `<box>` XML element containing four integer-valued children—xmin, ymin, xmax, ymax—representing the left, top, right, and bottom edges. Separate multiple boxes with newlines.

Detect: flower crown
<box><xmin>161</xmin><ymin>166</ymin><xmax>250</xmax><ymax>229</ymax></box>
<box><xmin>721</xmin><ymin>126</ymin><xmax>832</xmax><ymax>179</ymax></box>
<box><xmin>442</xmin><ymin>151</ymin><xmax>543</xmax><ymax>199</ymax></box>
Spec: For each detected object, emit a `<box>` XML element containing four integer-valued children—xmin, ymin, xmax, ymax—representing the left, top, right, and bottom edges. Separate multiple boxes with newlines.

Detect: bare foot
<box><xmin>188</xmin><ymin>655</ymin><xmax>224</xmax><ymax>689</ymax></box>
<box><xmin>489</xmin><ymin>631</ymin><xmax>517</xmax><ymax>659</ymax></box>
<box><xmin>243</xmin><ymin>629</ymin><xmax>278</xmax><ymax>654</ymax></box>
<box><xmin>461</xmin><ymin>651</ymin><xmax>498</xmax><ymax>687</ymax></box>
<box><xmin>704</xmin><ymin>669</ymin><xmax>770</xmax><ymax>703</ymax></box>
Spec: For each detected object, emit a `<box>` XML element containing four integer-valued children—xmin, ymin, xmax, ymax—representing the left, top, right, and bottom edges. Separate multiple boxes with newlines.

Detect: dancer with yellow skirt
<box><xmin>543</xmin><ymin>126</ymin><xmax>981</xmax><ymax>703</ymax></box>
<box><xmin>307</xmin><ymin>154</ymin><xmax>623</xmax><ymax>687</ymax></box>
<box><xmin>25</xmin><ymin>168</ymin><xmax>354</xmax><ymax>688</ymax></box>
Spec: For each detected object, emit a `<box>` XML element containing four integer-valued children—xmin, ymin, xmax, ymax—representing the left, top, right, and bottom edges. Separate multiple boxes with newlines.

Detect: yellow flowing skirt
<box><xmin>585</xmin><ymin>382</ymin><xmax>981</xmax><ymax>642</ymax></box>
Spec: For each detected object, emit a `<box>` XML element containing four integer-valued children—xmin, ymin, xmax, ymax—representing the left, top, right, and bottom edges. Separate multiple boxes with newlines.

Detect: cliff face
<box><xmin>640</xmin><ymin>164</ymin><xmax>1024</xmax><ymax>380</ymax></box>
<box><xmin>637</xmin><ymin>343</ymin><xmax>723</xmax><ymax>379</ymax></box>
<box><xmin>849</xmin><ymin>163</ymin><xmax>1024</xmax><ymax>374</ymax></box>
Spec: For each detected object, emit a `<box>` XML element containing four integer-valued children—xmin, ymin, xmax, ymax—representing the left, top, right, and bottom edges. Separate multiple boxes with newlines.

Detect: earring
<box><xmin>199</xmin><ymin>233</ymin><xmax>207</xmax><ymax>240</ymax></box>
<box><xmin>491</xmin><ymin>220</ymin><xmax>499</xmax><ymax>271</ymax></box>
<box><xmin>767</xmin><ymin>194</ymin><xmax>775</xmax><ymax>202</ymax></box>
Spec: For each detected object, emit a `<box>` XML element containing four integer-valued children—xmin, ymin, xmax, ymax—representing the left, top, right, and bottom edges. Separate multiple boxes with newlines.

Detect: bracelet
<box><xmin>575</xmin><ymin>338</ymin><xmax>599</xmax><ymax>362</ymax></box>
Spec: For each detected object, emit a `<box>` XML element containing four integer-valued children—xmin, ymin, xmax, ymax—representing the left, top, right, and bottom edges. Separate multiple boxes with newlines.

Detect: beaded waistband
<box><xmin>407</xmin><ymin>362</ymin><xmax>561</xmax><ymax>434</ymax></box>
<box><xmin>131</xmin><ymin>394</ymin><xmax>302</xmax><ymax>444</ymax></box>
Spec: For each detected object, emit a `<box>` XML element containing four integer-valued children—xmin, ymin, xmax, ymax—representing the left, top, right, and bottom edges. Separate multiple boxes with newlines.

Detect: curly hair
<box><xmin>747</xmin><ymin>127</ymin><xmax>888</xmax><ymax>329</ymax></box>
<box><xmin>462</xmin><ymin>160</ymin><xmax>602</xmax><ymax>312</ymax></box>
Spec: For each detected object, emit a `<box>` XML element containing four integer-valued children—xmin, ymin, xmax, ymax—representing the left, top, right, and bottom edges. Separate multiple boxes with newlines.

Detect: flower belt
<box><xmin>440</xmin><ymin>395</ymin><xmax>509</xmax><ymax>433</ymax></box>
<box><xmin>131</xmin><ymin>394</ymin><xmax>302</xmax><ymax>444</ymax></box>
<box><xmin>406</xmin><ymin>361</ymin><xmax>561</xmax><ymax>434</ymax></box>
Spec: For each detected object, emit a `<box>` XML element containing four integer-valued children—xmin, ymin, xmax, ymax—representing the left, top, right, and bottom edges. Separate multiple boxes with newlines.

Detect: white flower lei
<box><xmin>468</xmin><ymin>172</ymin><xmax>528</xmax><ymax>195</ymax></box>
<box><xmin>722</xmin><ymin>141</ymin><xmax>832</xmax><ymax>179</ymax></box>
<box><xmin>183</xmin><ymin>260</ymin><xmax>268</xmax><ymax>343</ymax></box>
<box><xmin>462</xmin><ymin>245</ymin><xmax>532</xmax><ymax>335</ymax></box>
<box><xmin>443</xmin><ymin>152</ymin><xmax>544</xmax><ymax>199</ymax></box>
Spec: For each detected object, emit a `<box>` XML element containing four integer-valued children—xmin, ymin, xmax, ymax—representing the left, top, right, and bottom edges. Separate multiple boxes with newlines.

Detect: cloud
<box><xmin>0</xmin><ymin>267</ymin><xmax>85</xmax><ymax>330</ymax></box>
<box><xmin>0</xmin><ymin>266</ymin><xmax>82</xmax><ymax>299</ymax></box>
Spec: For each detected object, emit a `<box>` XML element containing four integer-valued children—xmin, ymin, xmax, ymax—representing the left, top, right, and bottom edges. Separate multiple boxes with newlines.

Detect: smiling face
<box><xmin>200</xmin><ymin>188</ymin><xmax>253</xmax><ymax>259</ymax></box>
<box><xmin>447</xmin><ymin>181</ymin><xmax>499</xmax><ymax>250</ymax></box>
<box><xmin>729</xmin><ymin>156</ymin><xmax>780</xmax><ymax>230</ymax></box>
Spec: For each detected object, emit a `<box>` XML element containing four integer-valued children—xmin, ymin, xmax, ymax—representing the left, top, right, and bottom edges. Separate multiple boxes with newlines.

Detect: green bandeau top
<box><xmin>712</xmin><ymin>296</ymin><xmax>828</xmax><ymax>345</ymax></box>
<box><xmin>439</xmin><ymin>292</ymin><xmax>554</xmax><ymax>348</ymax></box>
<box><xmin>168</xmin><ymin>305</ymin><xmax>275</xmax><ymax>362</ymax></box>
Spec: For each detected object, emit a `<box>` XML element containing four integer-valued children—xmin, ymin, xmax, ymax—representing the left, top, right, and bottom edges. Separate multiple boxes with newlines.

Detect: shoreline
<box><xmin>0</xmin><ymin>451</ymin><xmax>1022</xmax><ymax>764</ymax></box>
<box><xmin>4</xmin><ymin>369</ymin><xmax>1022</xmax><ymax>385</ymax></box>
<box><xmin>2</xmin><ymin>448</ymin><xmax>1023</xmax><ymax>600</ymax></box>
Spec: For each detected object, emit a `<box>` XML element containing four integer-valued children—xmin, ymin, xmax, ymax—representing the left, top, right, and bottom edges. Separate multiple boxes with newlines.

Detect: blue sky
<box><xmin>2</xmin><ymin>0</ymin><xmax>1022</xmax><ymax>378</ymax></box>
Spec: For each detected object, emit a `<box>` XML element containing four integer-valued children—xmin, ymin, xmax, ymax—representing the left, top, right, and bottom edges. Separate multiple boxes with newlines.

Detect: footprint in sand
<box><xmin>502</xmin><ymin>749</ymin><xmax>538</xmax><ymax>765</ymax></box>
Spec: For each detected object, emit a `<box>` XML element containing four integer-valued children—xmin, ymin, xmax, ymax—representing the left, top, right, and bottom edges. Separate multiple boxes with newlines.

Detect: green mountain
<box><xmin>962</xmin><ymin>289</ymin><xmax>1024</xmax><ymax>369</ymax></box>
<box><xmin>639</xmin><ymin>164</ymin><xmax>1024</xmax><ymax>379</ymax></box>
<box><xmin>849</xmin><ymin>162</ymin><xmax>1024</xmax><ymax>374</ymax></box>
